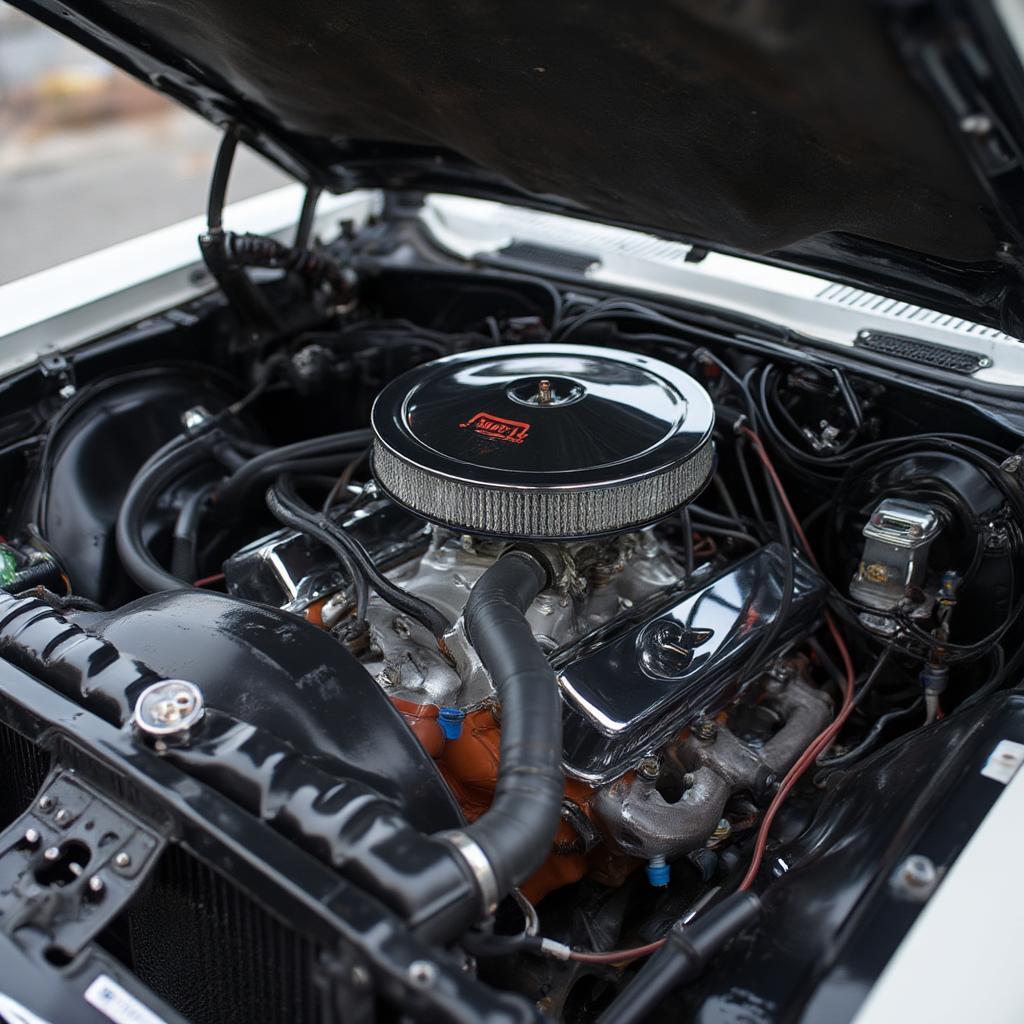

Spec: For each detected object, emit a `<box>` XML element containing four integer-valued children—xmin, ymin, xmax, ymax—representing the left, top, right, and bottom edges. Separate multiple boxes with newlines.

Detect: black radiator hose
<box><xmin>456</xmin><ymin>550</ymin><xmax>564</xmax><ymax>903</ymax></box>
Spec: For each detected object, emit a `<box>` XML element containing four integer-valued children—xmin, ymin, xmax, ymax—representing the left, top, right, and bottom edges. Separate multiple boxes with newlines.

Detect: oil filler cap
<box><xmin>370</xmin><ymin>344</ymin><xmax>715</xmax><ymax>540</ymax></box>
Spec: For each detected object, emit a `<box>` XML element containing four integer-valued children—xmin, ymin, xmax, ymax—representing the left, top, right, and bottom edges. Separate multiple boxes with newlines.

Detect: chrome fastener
<box><xmin>891</xmin><ymin>854</ymin><xmax>940</xmax><ymax>901</ymax></box>
<box><xmin>407</xmin><ymin>961</ymin><xmax>437</xmax><ymax>988</ymax></box>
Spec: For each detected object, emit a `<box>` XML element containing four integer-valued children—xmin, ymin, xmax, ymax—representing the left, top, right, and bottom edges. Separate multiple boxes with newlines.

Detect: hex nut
<box><xmin>407</xmin><ymin>960</ymin><xmax>437</xmax><ymax>988</ymax></box>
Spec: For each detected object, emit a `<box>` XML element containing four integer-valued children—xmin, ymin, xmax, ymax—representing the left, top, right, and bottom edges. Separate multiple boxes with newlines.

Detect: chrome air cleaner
<box><xmin>370</xmin><ymin>344</ymin><xmax>715</xmax><ymax>540</ymax></box>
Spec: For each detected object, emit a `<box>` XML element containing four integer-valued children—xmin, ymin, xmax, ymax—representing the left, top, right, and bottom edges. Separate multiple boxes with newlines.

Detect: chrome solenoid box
<box><xmin>850</xmin><ymin>498</ymin><xmax>941</xmax><ymax>612</ymax></box>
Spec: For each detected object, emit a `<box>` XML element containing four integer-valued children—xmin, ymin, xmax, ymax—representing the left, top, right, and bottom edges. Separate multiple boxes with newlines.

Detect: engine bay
<box><xmin>0</xmin><ymin>225</ymin><xmax>1021</xmax><ymax>1024</ymax></box>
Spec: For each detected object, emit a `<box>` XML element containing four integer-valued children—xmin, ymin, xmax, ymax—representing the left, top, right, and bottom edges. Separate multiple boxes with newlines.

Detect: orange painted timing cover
<box><xmin>392</xmin><ymin>699</ymin><xmax>618</xmax><ymax>903</ymax></box>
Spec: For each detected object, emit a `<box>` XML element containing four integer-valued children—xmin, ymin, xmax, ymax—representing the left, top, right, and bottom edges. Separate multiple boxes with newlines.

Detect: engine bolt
<box><xmin>54</xmin><ymin>809</ymin><xmax>71</xmax><ymax>826</ymax></box>
<box><xmin>114</xmin><ymin>852</ymin><xmax>131</xmax><ymax>869</ymax></box>
<box><xmin>407</xmin><ymin>960</ymin><xmax>437</xmax><ymax>988</ymax></box>
<box><xmin>693</xmin><ymin>718</ymin><xmax>718</xmax><ymax>742</ymax></box>
<box><xmin>636</xmin><ymin>756</ymin><xmax>661</xmax><ymax>781</ymax></box>
<box><xmin>88</xmin><ymin>875</ymin><xmax>104</xmax><ymax>895</ymax></box>
<box><xmin>891</xmin><ymin>854</ymin><xmax>940</xmax><ymax>901</ymax></box>
<box><xmin>23</xmin><ymin>828</ymin><xmax>40</xmax><ymax>847</ymax></box>
<box><xmin>646</xmin><ymin>855</ymin><xmax>670</xmax><ymax>887</ymax></box>
<box><xmin>43</xmin><ymin>846</ymin><xmax>60</xmax><ymax>862</ymax></box>
<box><xmin>38</xmin><ymin>796</ymin><xmax>54</xmax><ymax>812</ymax></box>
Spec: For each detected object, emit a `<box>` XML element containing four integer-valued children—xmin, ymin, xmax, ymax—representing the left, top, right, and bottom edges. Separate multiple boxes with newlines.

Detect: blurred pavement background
<box><xmin>0</xmin><ymin>2</ymin><xmax>289</xmax><ymax>284</ymax></box>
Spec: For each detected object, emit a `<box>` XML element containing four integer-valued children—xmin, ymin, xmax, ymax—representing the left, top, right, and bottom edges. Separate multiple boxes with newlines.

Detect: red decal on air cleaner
<box><xmin>459</xmin><ymin>411</ymin><xmax>531</xmax><ymax>444</ymax></box>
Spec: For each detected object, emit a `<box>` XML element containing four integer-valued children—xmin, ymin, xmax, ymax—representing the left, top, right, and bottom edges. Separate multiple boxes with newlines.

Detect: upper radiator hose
<box><xmin>451</xmin><ymin>550</ymin><xmax>564</xmax><ymax>905</ymax></box>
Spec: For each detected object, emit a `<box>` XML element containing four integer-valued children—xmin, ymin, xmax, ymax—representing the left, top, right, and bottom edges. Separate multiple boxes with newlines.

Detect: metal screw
<box><xmin>23</xmin><ymin>828</ymin><xmax>40</xmax><ymax>847</ymax></box>
<box><xmin>407</xmin><ymin>960</ymin><xmax>437</xmax><ymax>988</ymax></box>
<box><xmin>693</xmin><ymin>718</ymin><xmax>718</xmax><ymax>742</ymax></box>
<box><xmin>181</xmin><ymin>405</ymin><xmax>213</xmax><ymax>432</ymax></box>
<box><xmin>38</xmin><ymin>796</ymin><xmax>54</xmax><ymax>812</ymax></box>
<box><xmin>960</xmin><ymin>113</ymin><xmax>993</xmax><ymax>136</ymax></box>
<box><xmin>892</xmin><ymin>854</ymin><xmax>939</xmax><ymax>901</ymax></box>
<box><xmin>43</xmin><ymin>846</ymin><xmax>60</xmax><ymax>862</ymax></box>
<box><xmin>54</xmin><ymin>809</ymin><xmax>71</xmax><ymax>826</ymax></box>
<box><xmin>114</xmin><ymin>852</ymin><xmax>131</xmax><ymax>869</ymax></box>
<box><xmin>637</xmin><ymin>756</ymin><xmax>662</xmax><ymax>781</ymax></box>
<box><xmin>87</xmin><ymin>875</ymin><xmax>105</xmax><ymax>895</ymax></box>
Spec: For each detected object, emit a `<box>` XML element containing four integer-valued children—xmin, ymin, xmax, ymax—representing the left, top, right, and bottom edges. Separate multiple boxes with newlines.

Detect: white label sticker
<box><xmin>981</xmin><ymin>739</ymin><xmax>1024</xmax><ymax>784</ymax></box>
<box><xmin>84</xmin><ymin>976</ymin><xmax>166</xmax><ymax>1024</ymax></box>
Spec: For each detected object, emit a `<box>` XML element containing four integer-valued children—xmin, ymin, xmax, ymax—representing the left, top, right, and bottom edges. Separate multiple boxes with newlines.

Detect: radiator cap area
<box><xmin>370</xmin><ymin>344</ymin><xmax>715</xmax><ymax>540</ymax></box>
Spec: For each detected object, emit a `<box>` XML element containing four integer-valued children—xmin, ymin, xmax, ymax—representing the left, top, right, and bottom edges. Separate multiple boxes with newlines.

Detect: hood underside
<box><xmin>14</xmin><ymin>0</ymin><xmax>1024</xmax><ymax>330</ymax></box>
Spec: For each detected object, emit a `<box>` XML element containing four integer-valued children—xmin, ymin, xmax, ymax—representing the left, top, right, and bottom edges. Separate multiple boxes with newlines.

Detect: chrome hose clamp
<box><xmin>440</xmin><ymin>830</ymin><xmax>500</xmax><ymax>915</ymax></box>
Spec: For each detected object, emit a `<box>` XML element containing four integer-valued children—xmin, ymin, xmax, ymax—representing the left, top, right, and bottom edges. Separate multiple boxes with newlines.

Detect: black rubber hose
<box><xmin>814</xmin><ymin>697</ymin><xmax>925</xmax><ymax>774</ymax></box>
<box><xmin>170</xmin><ymin>481</ymin><xmax>217</xmax><ymax>582</ymax></box>
<box><xmin>597</xmin><ymin>892</ymin><xmax>762</xmax><ymax>1024</ymax></box>
<box><xmin>269</xmin><ymin>477</ymin><xmax>452</xmax><ymax>638</ymax></box>
<box><xmin>116</xmin><ymin>433</ymin><xmax>226</xmax><ymax>593</ymax></box>
<box><xmin>216</xmin><ymin>429</ymin><xmax>371</xmax><ymax>510</ymax></box>
<box><xmin>265</xmin><ymin>484</ymin><xmax>370</xmax><ymax>622</ymax></box>
<box><xmin>460</xmin><ymin>551</ymin><xmax>564</xmax><ymax>898</ymax></box>
<box><xmin>1</xmin><ymin>559</ymin><xmax>66</xmax><ymax>595</ymax></box>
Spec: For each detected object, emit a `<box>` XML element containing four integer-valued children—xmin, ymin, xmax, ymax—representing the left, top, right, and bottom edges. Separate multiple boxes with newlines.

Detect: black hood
<box><xmin>14</xmin><ymin>0</ymin><xmax>1024</xmax><ymax>331</ymax></box>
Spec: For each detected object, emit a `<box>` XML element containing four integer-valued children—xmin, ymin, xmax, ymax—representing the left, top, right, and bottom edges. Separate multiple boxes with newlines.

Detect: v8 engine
<box><xmin>219</xmin><ymin>346</ymin><xmax>831</xmax><ymax>901</ymax></box>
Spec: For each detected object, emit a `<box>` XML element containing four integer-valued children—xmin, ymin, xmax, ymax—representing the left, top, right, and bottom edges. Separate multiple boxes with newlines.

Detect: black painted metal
<box><xmin>0</xmin><ymin>591</ymin><xmax>484</xmax><ymax>935</ymax></box>
<box><xmin>0</xmin><ymin>652</ymin><xmax>542</xmax><ymax>1023</ymax></box>
<box><xmin>69</xmin><ymin>589</ymin><xmax>461</xmax><ymax>831</ymax></box>
<box><xmin>10</xmin><ymin>0</ymin><xmax>1024</xmax><ymax>327</ymax></box>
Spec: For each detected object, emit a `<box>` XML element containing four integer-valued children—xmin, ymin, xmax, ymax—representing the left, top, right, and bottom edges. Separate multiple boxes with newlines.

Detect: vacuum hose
<box><xmin>452</xmin><ymin>550</ymin><xmax>564</xmax><ymax>905</ymax></box>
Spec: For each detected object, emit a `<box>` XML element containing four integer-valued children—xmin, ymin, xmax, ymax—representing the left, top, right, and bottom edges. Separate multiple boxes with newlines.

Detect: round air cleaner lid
<box><xmin>370</xmin><ymin>344</ymin><xmax>715</xmax><ymax>540</ymax></box>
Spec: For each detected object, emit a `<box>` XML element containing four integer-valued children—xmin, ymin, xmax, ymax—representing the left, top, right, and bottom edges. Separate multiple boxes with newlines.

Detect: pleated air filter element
<box><xmin>370</xmin><ymin>344</ymin><xmax>715</xmax><ymax>541</ymax></box>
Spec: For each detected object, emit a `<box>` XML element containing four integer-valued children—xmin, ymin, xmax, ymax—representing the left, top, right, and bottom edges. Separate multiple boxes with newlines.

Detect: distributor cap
<box><xmin>370</xmin><ymin>344</ymin><xmax>714</xmax><ymax>540</ymax></box>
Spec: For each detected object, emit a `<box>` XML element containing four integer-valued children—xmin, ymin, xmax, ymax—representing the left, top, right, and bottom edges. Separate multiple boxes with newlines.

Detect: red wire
<box><xmin>567</xmin><ymin>939</ymin><xmax>666</xmax><ymax>965</ymax></box>
<box><xmin>736</xmin><ymin>427</ymin><xmax>856</xmax><ymax>890</ymax></box>
<box><xmin>565</xmin><ymin>427</ymin><xmax>856</xmax><ymax>963</ymax></box>
<box><xmin>193</xmin><ymin>572</ymin><xmax>226</xmax><ymax>588</ymax></box>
